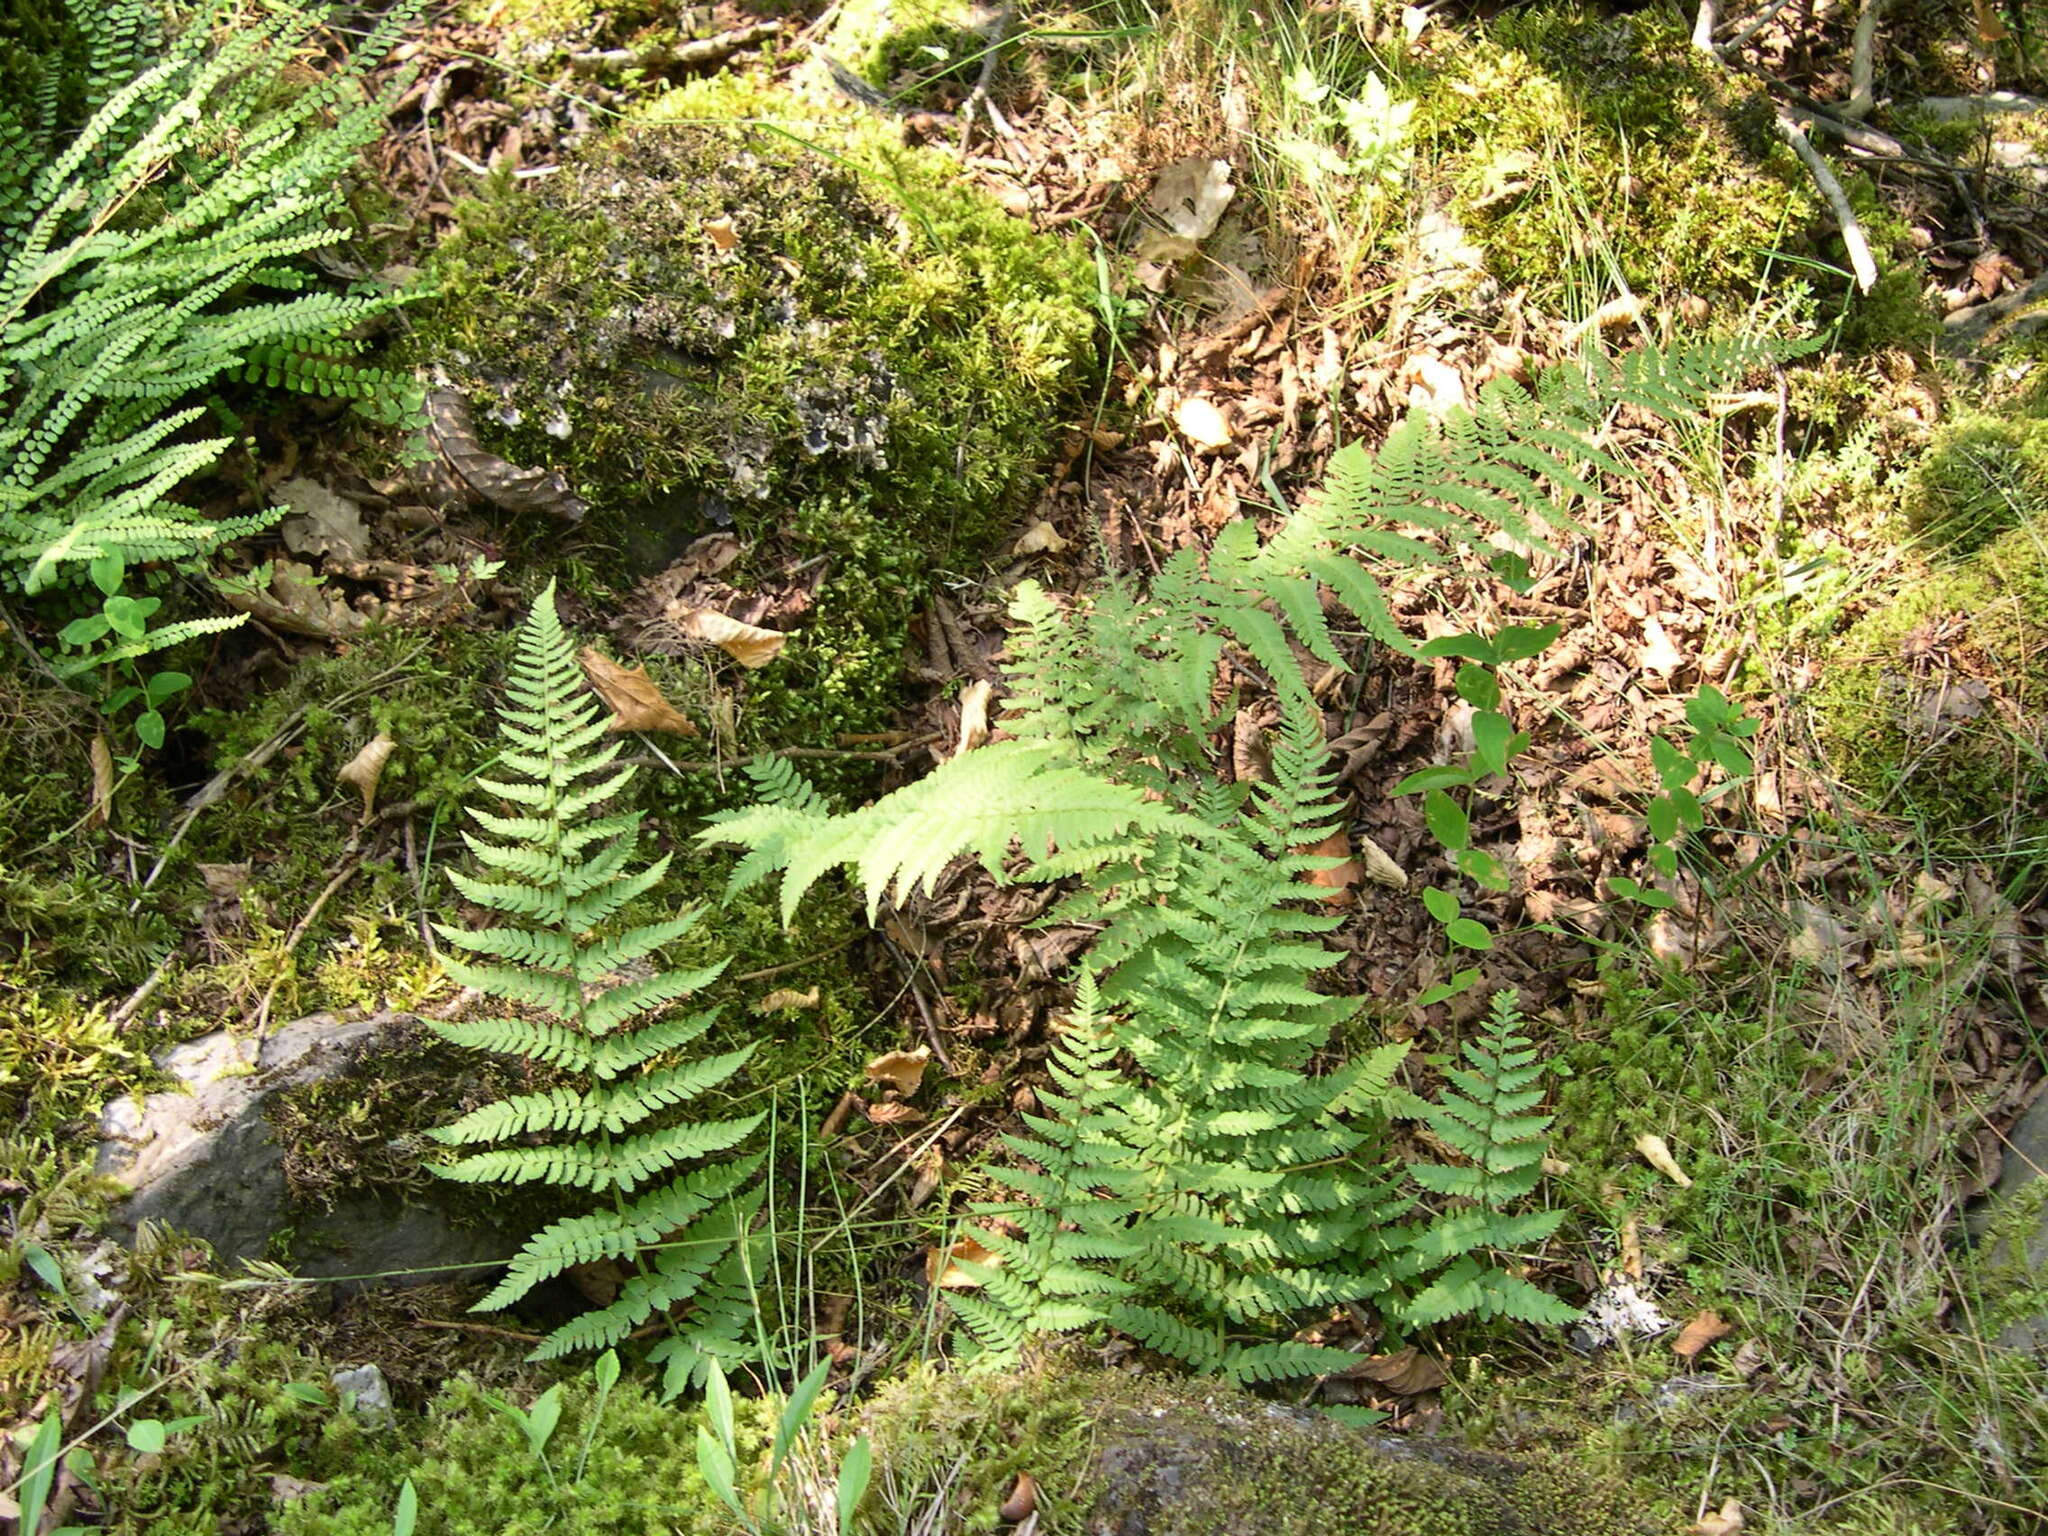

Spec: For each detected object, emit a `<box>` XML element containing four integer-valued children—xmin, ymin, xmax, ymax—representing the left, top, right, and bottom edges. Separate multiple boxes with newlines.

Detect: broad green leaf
<box><xmin>1445</xmin><ymin>917</ymin><xmax>1493</xmax><ymax>950</ymax></box>
<box><xmin>1424</xmin><ymin>790</ymin><xmax>1470</xmax><ymax>853</ymax></box>
<box><xmin>1421</xmin><ymin>886</ymin><xmax>1460</xmax><ymax>924</ymax></box>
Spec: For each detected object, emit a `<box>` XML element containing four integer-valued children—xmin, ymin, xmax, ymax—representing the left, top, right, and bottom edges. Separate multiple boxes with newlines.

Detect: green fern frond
<box><xmin>429</xmin><ymin>587</ymin><xmax>772</xmax><ymax>1371</ymax></box>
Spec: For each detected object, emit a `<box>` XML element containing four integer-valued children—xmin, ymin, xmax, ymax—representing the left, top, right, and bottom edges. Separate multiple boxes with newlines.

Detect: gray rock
<box><xmin>1087</xmin><ymin>1392</ymin><xmax>1641</xmax><ymax>1536</ymax></box>
<box><xmin>330</xmin><ymin>1364</ymin><xmax>396</xmax><ymax>1430</ymax></box>
<box><xmin>95</xmin><ymin>1011</ymin><xmax>514</xmax><ymax>1285</ymax></box>
<box><xmin>1979</xmin><ymin>1080</ymin><xmax>2048</xmax><ymax>1350</ymax></box>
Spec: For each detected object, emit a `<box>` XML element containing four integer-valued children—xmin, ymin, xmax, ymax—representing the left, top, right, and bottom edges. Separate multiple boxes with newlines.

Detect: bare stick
<box><xmin>1716</xmin><ymin>0</ymin><xmax>1795</xmax><ymax>54</ymax></box>
<box><xmin>1692</xmin><ymin>0</ymin><xmax>1718</xmax><ymax>50</ymax></box>
<box><xmin>1775</xmin><ymin>110</ymin><xmax>1878</xmax><ymax>293</ymax></box>
<box><xmin>1839</xmin><ymin>0</ymin><xmax>1886</xmax><ymax>121</ymax></box>
<box><xmin>249</xmin><ymin>855</ymin><xmax>364</xmax><ymax>1035</ymax></box>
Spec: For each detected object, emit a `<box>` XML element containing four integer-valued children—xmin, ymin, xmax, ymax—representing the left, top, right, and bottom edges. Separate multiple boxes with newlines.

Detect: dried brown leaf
<box><xmin>705</xmin><ymin>215</ymin><xmax>739</xmax><ymax>252</ymax></box>
<box><xmin>1357</xmin><ymin>833</ymin><xmax>1406</xmax><ymax>889</ymax></box>
<box><xmin>678</xmin><ymin>607</ymin><xmax>787</xmax><ymax>669</ymax></box>
<box><xmin>758</xmin><ymin>987</ymin><xmax>821</xmax><ymax>1013</ymax></box>
<box><xmin>579</xmin><ymin>649</ymin><xmax>700</xmax><ymax>735</ymax></box>
<box><xmin>1345</xmin><ymin>1346</ymin><xmax>1449</xmax><ymax>1395</ymax></box>
<box><xmin>1691</xmin><ymin>1498</ymin><xmax>1745</xmax><ymax>1536</ymax></box>
<box><xmin>425</xmin><ymin>389</ymin><xmax>586</xmax><ymax>523</ymax></box>
<box><xmin>865</xmin><ymin>1046</ymin><xmax>932</xmax><ymax>1096</ymax></box>
<box><xmin>1672</xmin><ymin>1309</ymin><xmax>1733</xmax><ymax>1359</ymax></box>
<box><xmin>926</xmin><ymin>1233</ymin><xmax>1002</xmax><ymax>1289</ymax></box>
<box><xmin>337</xmin><ymin>732</ymin><xmax>397</xmax><ymax>820</ymax></box>
<box><xmin>1635</xmin><ymin>1132</ymin><xmax>1694</xmax><ymax>1188</ymax></box>
<box><xmin>953</xmin><ymin>680</ymin><xmax>994</xmax><ymax>758</ymax></box>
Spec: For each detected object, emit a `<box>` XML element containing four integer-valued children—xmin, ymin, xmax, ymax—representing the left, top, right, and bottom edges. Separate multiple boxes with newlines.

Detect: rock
<box><xmin>330</xmin><ymin>1364</ymin><xmax>395</xmax><ymax>1430</ymax></box>
<box><xmin>95</xmin><ymin>1011</ymin><xmax>515</xmax><ymax>1284</ymax></box>
<box><xmin>862</xmin><ymin>1363</ymin><xmax>1643</xmax><ymax>1536</ymax></box>
<box><xmin>1978</xmin><ymin>1080</ymin><xmax>2048</xmax><ymax>1350</ymax></box>
<box><xmin>1087</xmin><ymin>1393</ymin><xmax>1645</xmax><ymax>1536</ymax></box>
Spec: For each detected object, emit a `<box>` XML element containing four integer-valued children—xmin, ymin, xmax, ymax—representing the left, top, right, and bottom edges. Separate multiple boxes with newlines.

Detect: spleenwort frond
<box><xmin>1</xmin><ymin>3</ymin><xmax>423</xmax><ymax>601</ymax></box>
<box><xmin>428</xmin><ymin>585</ymin><xmax>766</xmax><ymax>1369</ymax></box>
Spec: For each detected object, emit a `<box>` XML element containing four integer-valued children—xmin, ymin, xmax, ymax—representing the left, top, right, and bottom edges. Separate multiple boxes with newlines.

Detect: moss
<box><xmin>405</xmin><ymin>74</ymin><xmax>1096</xmax><ymax>765</ymax></box>
<box><xmin>856</xmin><ymin>1362</ymin><xmax>1645</xmax><ymax>1535</ymax></box>
<box><xmin>1408</xmin><ymin>10</ymin><xmax>1819</xmax><ymax>311</ymax></box>
<box><xmin>277</xmin><ymin>1372</ymin><xmax>775</xmax><ymax>1535</ymax></box>
<box><xmin>1813</xmin><ymin>516</ymin><xmax>2048</xmax><ymax>848</ymax></box>
<box><xmin>1902</xmin><ymin>408</ymin><xmax>2048</xmax><ymax>554</ymax></box>
<box><xmin>822</xmin><ymin>0</ymin><xmax>992</xmax><ymax>104</ymax></box>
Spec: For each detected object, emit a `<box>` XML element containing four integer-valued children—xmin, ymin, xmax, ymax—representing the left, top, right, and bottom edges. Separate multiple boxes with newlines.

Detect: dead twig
<box><xmin>956</xmin><ymin>4</ymin><xmax>1015</xmax><ymax>157</ymax></box>
<box><xmin>412</xmin><ymin>1318</ymin><xmax>545</xmax><ymax>1345</ymax></box>
<box><xmin>248</xmin><ymin>854</ymin><xmax>365</xmax><ymax>1035</ymax></box>
<box><xmin>1774</xmin><ymin>110</ymin><xmax>1878</xmax><ymax>294</ymax></box>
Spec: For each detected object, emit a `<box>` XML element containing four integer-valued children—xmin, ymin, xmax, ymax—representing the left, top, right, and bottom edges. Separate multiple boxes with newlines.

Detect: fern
<box><xmin>0</xmin><ymin>0</ymin><xmax>420</xmax><ymax>611</ymax></box>
<box><xmin>428</xmin><ymin>583</ymin><xmax>766</xmax><ymax>1378</ymax></box>
<box><xmin>708</xmin><ymin>341</ymin><xmax>1773</xmax><ymax>1373</ymax></box>
<box><xmin>1395</xmin><ymin>992</ymin><xmax>1578</xmax><ymax>1328</ymax></box>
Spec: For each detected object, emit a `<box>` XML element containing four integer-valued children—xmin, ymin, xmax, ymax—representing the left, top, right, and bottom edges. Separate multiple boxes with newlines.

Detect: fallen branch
<box><xmin>1775</xmin><ymin>110</ymin><xmax>1878</xmax><ymax>293</ymax></box>
<box><xmin>1715</xmin><ymin>0</ymin><xmax>1795</xmax><ymax>56</ymax></box>
<box><xmin>1838</xmin><ymin>0</ymin><xmax>1886</xmax><ymax>121</ymax></box>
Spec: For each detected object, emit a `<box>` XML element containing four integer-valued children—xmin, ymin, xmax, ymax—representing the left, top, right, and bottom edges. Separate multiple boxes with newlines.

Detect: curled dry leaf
<box><xmin>88</xmin><ymin>734</ymin><xmax>114</xmax><ymax>828</ymax></box>
<box><xmin>1013</xmin><ymin>519</ymin><xmax>1069</xmax><ymax>556</ymax></box>
<box><xmin>1173</xmin><ymin>395</ymin><xmax>1234</xmax><ymax>451</ymax></box>
<box><xmin>862</xmin><ymin>1099</ymin><xmax>923</xmax><ymax>1127</ymax></box>
<box><xmin>999</xmin><ymin>1472</ymin><xmax>1038</xmax><ymax>1524</ymax></box>
<box><xmin>954</xmin><ymin>680</ymin><xmax>994</xmax><ymax>759</ymax></box>
<box><xmin>757</xmin><ymin>987</ymin><xmax>820</xmax><ymax>1014</ymax></box>
<box><xmin>677</xmin><ymin>607</ymin><xmax>787</xmax><ymax>669</ymax></box>
<box><xmin>425</xmin><ymin>388</ymin><xmax>586</xmax><ymax>523</ymax></box>
<box><xmin>1637</xmin><ymin>614</ymin><xmax>1685</xmax><ymax>677</ymax></box>
<box><xmin>926</xmin><ymin>1233</ymin><xmax>1002</xmax><ymax>1289</ymax></box>
<box><xmin>336</xmin><ymin>732</ymin><xmax>397</xmax><ymax>820</ymax></box>
<box><xmin>1672</xmin><ymin>1309</ymin><xmax>1733</xmax><ymax>1359</ymax></box>
<box><xmin>1357</xmin><ymin>833</ymin><xmax>1407</xmax><ymax>889</ymax></box>
<box><xmin>1344</xmin><ymin>1346</ymin><xmax>1449</xmax><ymax>1396</ymax></box>
<box><xmin>1635</xmin><ymin>1132</ymin><xmax>1694</xmax><ymax>1188</ymax></box>
<box><xmin>276</xmin><ymin>478</ymin><xmax>370</xmax><ymax>564</ymax></box>
<box><xmin>704</xmin><ymin>215</ymin><xmax>739</xmax><ymax>252</ymax></box>
<box><xmin>865</xmin><ymin>1045</ymin><xmax>932</xmax><ymax>1096</ymax></box>
<box><xmin>1690</xmin><ymin>1498</ymin><xmax>1745</xmax><ymax>1536</ymax></box>
<box><xmin>579</xmin><ymin>648</ymin><xmax>700</xmax><ymax>736</ymax></box>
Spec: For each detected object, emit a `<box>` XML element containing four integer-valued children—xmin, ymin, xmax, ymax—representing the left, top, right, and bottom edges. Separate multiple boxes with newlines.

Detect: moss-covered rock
<box><xmin>858</xmin><ymin>1363</ymin><xmax>1646</xmax><ymax>1536</ymax></box>
<box><xmin>408</xmin><ymin>75</ymin><xmax>1095</xmax><ymax>756</ymax></box>
<box><xmin>1814</xmin><ymin>516</ymin><xmax>2048</xmax><ymax>848</ymax></box>
<box><xmin>821</xmin><ymin>0</ymin><xmax>994</xmax><ymax>104</ymax></box>
<box><xmin>1408</xmin><ymin>11</ymin><xmax>1820</xmax><ymax>311</ymax></box>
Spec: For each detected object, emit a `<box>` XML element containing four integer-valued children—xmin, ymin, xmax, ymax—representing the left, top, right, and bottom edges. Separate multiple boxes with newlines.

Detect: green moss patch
<box><xmin>406</xmin><ymin>75</ymin><xmax>1095</xmax><ymax>757</ymax></box>
<box><xmin>1815</xmin><ymin>516</ymin><xmax>2048</xmax><ymax>848</ymax></box>
<box><xmin>1409</xmin><ymin>11</ymin><xmax>1820</xmax><ymax>311</ymax></box>
<box><xmin>277</xmin><ymin>1372</ymin><xmax>774</xmax><ymax>1536</ymax></box>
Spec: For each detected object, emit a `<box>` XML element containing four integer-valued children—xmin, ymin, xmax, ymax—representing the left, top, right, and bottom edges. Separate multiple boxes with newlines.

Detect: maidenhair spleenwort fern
<box><xmin>0</xmin><ymin>0</ymin><xmax>420</xmax><ymax>598</ymax></box>
<box><xmin>710</xmin><ymin>341</ymin><xmax>1776</xmax><ymax>1379</ymax></box>
<box><xmin>429</xmin><ymin>585</ymin><xmax>768</xmax><ymax>1392</ymax></box>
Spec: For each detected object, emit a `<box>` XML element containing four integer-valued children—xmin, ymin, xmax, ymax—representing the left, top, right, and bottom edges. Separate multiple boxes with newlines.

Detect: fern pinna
<box><xmin>430</xmin><ymin>585</ymin><xmax>767</xmax><ymax>1390</ymax></box>
<box><xmin>709</xmin><ymin>342</ymin><xmax>1768</xmax><ymax>1378</ymax></box>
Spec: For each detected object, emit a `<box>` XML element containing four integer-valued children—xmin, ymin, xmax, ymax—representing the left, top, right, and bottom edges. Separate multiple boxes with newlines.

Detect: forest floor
<box><xmin>4</xmin><ymin>1</ymin><xmax>2048</xmax><ymax>1533</ymax></box>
